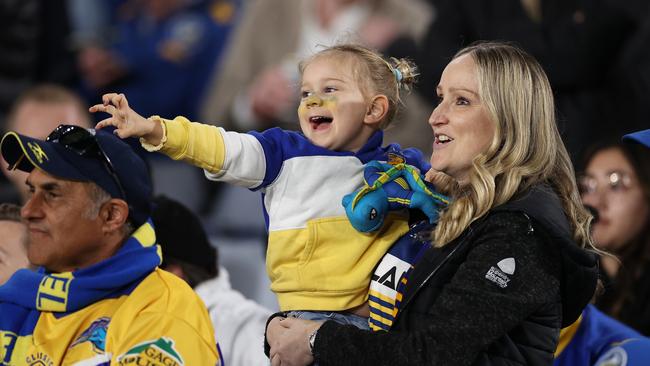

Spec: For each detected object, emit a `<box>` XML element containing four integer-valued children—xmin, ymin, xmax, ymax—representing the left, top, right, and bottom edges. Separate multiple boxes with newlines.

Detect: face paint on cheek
<box><xmin>321</xmin><ymin>96</ymin><xmax>337</xmax><ymax>109</ymax></box>
<box><xmin>298</xmin><ymin>103</ymin><xmax>307</xmax><ymax>116</ymax></box>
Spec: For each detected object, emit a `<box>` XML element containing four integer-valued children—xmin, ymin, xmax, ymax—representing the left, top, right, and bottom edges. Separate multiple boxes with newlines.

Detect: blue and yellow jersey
<box><xmin>155</xmin><ymin>116</ymin><xmax>429</xmax><ymax>312</ymax></box>
<box><xmin>555</xmin><ymin>304</ymin><xmax>650</xmax><ymax>366</ymax></box>
<box><xmin>1</xmin><ymin>269</ymin><xmax>221</xmax><ymax>366</ymax></box>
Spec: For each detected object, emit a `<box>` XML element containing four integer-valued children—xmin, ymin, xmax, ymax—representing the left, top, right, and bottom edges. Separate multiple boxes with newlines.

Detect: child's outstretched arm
<box><xmin>89</xmin><ymin>93</ymin><xmax>163</xmax><ymax>145</ymax></box>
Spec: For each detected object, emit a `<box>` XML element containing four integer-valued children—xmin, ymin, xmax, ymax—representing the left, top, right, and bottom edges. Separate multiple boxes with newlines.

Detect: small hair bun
<box><xmin>389</xmin><ymin>57</ymin><xmax>418</xmax><ymax>91</ymax></box>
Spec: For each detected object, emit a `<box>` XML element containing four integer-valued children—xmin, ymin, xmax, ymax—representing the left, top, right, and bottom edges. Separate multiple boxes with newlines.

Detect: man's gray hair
<box><xmin>85</xmin><ymin>182</ymin><xmax>134</xmax><ymax>236</ymax></box>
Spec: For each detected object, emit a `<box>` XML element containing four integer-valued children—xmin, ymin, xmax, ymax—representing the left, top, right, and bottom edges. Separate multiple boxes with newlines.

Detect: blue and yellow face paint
<box><xmin>298</xmin><ymin>93</ymin><xmax>338</xmax><ymax>116</ymax></box>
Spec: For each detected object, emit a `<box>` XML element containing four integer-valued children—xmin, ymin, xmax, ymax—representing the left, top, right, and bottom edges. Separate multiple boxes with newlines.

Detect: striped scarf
<box><xmin>369</xmin><ymin>221</ymin><xmax>433</xmax><ymax>331</ymax></box>
<box><xmin>0</xmin><ymin>220</ymin><xmax>161</xmax><ymax>359</ymax></box>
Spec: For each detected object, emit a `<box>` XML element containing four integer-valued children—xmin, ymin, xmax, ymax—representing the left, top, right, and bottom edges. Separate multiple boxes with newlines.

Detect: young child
<box><xmin>90</xmin><ymin>44</ymin><xmax>428</xmax><ymax>328</ymax></box>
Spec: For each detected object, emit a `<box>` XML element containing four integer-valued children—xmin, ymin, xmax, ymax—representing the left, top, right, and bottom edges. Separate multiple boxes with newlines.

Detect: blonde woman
<box><xmin>266</xmin><ymin>42</ymin><xmax>599</xmax><ymax>366</ymax></box>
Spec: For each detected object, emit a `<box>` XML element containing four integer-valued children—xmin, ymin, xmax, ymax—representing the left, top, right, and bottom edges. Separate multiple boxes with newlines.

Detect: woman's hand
<box><xmin>89</xmin><ymin>93</ymin><xmax>162</xmax><ymax>144</ymax></box>
<box><xmin>268</xmin><ymin>317</ymin><xmax>321</xmax><ymax>366</ymax></box>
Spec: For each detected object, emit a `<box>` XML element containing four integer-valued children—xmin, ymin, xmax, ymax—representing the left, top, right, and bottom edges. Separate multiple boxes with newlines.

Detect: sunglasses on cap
<box><xmin>46</xmin><ymin>124</ymin><xmax>127</xmax><ymax>200</ymax></box>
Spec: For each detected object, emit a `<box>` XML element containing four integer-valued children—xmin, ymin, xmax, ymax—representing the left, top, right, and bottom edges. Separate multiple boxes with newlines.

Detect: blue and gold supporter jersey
<box><xmin>154</xmin><ymin>116</ymin><xmax>429</xmax><ymax>312</ymax></box>
<box><xmin>555</xmin><ymin>304</ymin><xmax>650</xmax><ymax>366</ymax></box>
<box><xmin>0</xmin><ymin>269</ymin><xmax>222</xmax><ymax>366</ymax></box>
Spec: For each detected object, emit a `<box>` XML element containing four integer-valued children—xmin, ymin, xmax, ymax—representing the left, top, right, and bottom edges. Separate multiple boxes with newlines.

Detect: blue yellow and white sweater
<box><xmin>153</xmin><ymin>116</ymin><xmax>429</xmax><ymax>311</ymax></box>
<box><xmin>0</xmin><ymin>221</ymin><xmax>221</xmax><ymax>366</ymax></box>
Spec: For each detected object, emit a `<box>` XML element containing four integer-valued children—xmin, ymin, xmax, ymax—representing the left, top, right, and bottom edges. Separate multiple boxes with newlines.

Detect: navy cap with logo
<box><xmin>0</xmin><ymin>125</ymin><xmax>152</xmax><ymax>227</ymax></box>
<box><xmin>623</xmin><ymin>129</ymin><xmax>650</xmax><ymax>148</ymax></box>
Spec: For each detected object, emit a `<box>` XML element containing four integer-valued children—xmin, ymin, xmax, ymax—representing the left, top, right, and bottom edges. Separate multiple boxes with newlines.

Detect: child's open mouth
<box><xmin>309</xmin><ymin>116</ymin><xmax>333</xmax><ymax>130</ymax></box>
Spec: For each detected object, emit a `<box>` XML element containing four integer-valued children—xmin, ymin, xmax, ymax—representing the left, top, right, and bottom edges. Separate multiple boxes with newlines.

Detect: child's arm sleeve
<box><xmin>155</xmin><ymin>115</ymin><xmax>268</xmax><ymax>188</ymax></box>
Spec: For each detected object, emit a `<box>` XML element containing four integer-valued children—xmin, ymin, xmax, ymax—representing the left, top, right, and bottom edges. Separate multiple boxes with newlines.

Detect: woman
<box><xmin>266</xmin><ymin>41</ymin><xmax>599</xmax><ymax>366</ymax></box>
<box><xmin>579</xmin><ymin>140</ymin><xmax>650</xmax><ymax>335</ymax></box>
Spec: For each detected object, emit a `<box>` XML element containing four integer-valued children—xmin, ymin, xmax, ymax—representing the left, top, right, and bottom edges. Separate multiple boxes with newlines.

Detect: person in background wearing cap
<box><xmin>580</xmin><ymin>137</ymin><xmax>650</xmax><ymax>335</ymax></box>
<box><xmin>624</xmin><ymin>129</ymin><xmax>650</xmax><ymax>148</ymax></box>
<box><xmin>0</xmin><ymin>125</ymin><xmax>222</xmax><ymax>365</ymax></box>
<box><xmin>554</xmin><ymin>303</ymin><xmax>650</xmax><ymax>366</ymax></box>
<box><xmin>552</xmin><ymin>128</ymin><xmax>650</xmax><ymax>366</ymax></box>
<box><xmin>0</xmin><ymin>203</ymin><xmax>30</xmax><ymax>286</ymax></box>
<box><xmin>152</xmin><ymin>195</ymin><xmax>272</xmax><ymax>366</ymax></box>
<box><xmin>0</xmin><ymin>84</ymin><xmax>93</xmax><ymax>204</ymax></box>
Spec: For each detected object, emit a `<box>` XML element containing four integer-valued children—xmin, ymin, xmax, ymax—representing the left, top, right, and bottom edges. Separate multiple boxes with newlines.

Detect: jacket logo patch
<box><xmin>497</xmin><ymin>258</ymin><xmax>516</xmax><ymax>275</ymax></box>
<box><xmin>485</xmin><ymin>259</ymin><xmax>515</xmax><ymax>288</ymax></box>
<box><xmin>117</xmin><ymin>337</ymin><xmax>184</xmax><ymax>366</ymax></box>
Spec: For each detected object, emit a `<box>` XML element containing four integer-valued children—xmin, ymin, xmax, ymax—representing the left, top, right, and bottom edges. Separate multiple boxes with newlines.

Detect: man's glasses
<box><xmin>578</xmin><ymin>171</ymin><xmax>633</xmax><ymax>196</ymax></box>
<box><xmin>47</xmin><ymin>125</ymin><xmax>127</xmax><ymax>200</ymax></box>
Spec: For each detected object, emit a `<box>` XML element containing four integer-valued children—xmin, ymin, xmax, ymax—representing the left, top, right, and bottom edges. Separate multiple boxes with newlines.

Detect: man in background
<box><xmin>152</xmin><ymin>195</ymin><xmax>271</xmax><ymax>366</ymax></box>
<box><xmin>0</xmin><ymin>203</ymin><xmax>29</xmax><ymax>285</ymax></box>
<box><xmin>0</xmin><ymin>84</ymin><xmax>92</xmax><ymax>203</ymax></box>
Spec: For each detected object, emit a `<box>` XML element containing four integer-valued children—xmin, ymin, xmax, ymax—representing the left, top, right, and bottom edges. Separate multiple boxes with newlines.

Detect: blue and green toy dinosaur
<box><xmin>342</xmin><ymin>161</ymin><xmax>450</xmax><ymax>233</ymax></box>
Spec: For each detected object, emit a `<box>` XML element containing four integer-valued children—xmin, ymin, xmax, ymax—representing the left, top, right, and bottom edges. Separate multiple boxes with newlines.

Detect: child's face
<box><xmin>298</xmin><ymin>57</ymin><xmax>373</xmax><ymax>152</ymax></box>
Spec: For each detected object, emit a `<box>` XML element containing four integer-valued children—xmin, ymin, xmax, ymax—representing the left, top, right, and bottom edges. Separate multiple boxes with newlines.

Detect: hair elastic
<box><xmin>393</xmin><ymin>67</ymin><xmax>403</xmax><ymax>83</ymax></box>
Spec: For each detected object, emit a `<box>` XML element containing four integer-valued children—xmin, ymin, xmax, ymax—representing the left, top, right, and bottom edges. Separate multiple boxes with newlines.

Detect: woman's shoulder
<box><xmin>469</xmin><ymin>210</ymin><xmax>550</xmax><ymax>256</ymax></box>
<box><xmin>489</xmin><ymin>184</ymin><xmax>573</xmax><ymax>241</ymax></box>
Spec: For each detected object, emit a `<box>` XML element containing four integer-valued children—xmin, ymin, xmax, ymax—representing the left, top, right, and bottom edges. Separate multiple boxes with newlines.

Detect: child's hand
<box><xmin>89</xmin><ymin>93</ymin><xmax>163</xmax><ymax>145</ymax></box>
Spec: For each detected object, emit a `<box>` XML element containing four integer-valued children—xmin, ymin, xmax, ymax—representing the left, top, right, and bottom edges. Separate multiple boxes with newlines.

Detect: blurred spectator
<box><xmin>555</xmin><ymin>304</ymin><xmax>650</xmax><ymax>366</ymax></box>
<box><xmin>0</xmin><ymin>84</ymin><xmax>92</xmax><ymax>204</ymax></box>
<box><xmin>152</xmin><ymin>195</ymin><xmax>272</xmax><ymax>366</ymax></box>
<box><xmin>0</xmin><ymin>203</ymin><xmax>29</xmax><ymax>286</ymax></box>
<box><xmin>0</xmin><ymin>0</ymin><xmax>77</xmax><ymax>129</ymax></box>
<box><xmin>76</xmin><ymin>0</ymin><xmax>240</xmax><ymax>121</ymax></box>
<box><xmin>579</xmin><ymin>140</ymin><xmax>650</xmax><ymax>335</ymax></box>
<box><xmin>413</xmin><ymin>0</ymin><xmax>645</xmax><ymax>162</ymax></box>
<box><xmin>199</xmin><ymin>0</ymin><xmax>434</xmax><ymax>153</ymax></box>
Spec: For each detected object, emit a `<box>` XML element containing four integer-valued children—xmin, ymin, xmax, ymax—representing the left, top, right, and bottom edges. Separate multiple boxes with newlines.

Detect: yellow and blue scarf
<box><xmin>368</xmin><ymin>221</ymin><xmax>432</xmax><ymax>331</ymax></box>
<box><xmin>0</xmin><ymin>220</ymin><xmax>160</xmax><ymax>351</ymax></box>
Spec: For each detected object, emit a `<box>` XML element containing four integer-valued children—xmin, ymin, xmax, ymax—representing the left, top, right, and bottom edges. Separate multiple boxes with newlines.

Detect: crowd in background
<box><xmin>1</xmin><ymin>0</ymin><xmax>650</xmax><ymax>364</ymax></box>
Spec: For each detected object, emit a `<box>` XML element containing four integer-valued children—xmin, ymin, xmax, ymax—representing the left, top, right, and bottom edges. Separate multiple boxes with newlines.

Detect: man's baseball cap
<box><xmin>0</xmin><ymin>125</ymin><xmax>152</xmax><ymax>227</ymax></box>
<box><xmin>623</xmin><ymin>129</ymin><xmax>650</xmax><ymax>148</ymax></box>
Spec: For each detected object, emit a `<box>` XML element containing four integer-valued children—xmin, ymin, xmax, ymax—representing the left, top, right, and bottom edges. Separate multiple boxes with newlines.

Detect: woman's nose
<box><xmin>582</xmin><ymin>190</ymin><xmax>607</xmax><ymax>213</ymax></box>
<box><xmin>429</xmin><ymin>105</ymin><xmax>448</xmax><ymax>126</ymax></box>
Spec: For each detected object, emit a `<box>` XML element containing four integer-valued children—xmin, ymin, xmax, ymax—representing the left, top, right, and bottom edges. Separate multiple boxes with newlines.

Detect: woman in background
<box><xmin>580</xmin><ymin>140</ymin><xmax>650</xmax><ymax>335</ymax></box>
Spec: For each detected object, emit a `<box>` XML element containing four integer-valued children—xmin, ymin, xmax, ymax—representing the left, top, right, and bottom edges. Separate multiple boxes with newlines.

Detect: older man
<box><xmin>0</xmin><ymin>203</ymin><xmax>29</xmax><ymax>285</ymax></box>
<box><xmin>0</xmin><ymin>125</ymin><xmax>221</xmax><ymax>365</ymax></box>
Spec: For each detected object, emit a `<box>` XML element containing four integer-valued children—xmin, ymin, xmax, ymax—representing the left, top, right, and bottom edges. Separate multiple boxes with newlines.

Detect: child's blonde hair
<box><xmin>299</xmin><ymin>44</ymin><xmax>418</xmax><ymax>129</ymax></box>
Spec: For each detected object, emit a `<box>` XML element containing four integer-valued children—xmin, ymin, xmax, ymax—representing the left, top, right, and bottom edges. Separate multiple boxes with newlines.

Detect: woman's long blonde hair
<box><xmin>432</xmin><ymin>42</ymin><xmax>593</xmax><ymax>250</ymax></box>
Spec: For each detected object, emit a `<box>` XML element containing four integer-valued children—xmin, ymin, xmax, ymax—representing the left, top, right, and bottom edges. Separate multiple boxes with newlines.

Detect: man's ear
<box><xmin>101</xmin><ymin>199</ymin><xmax>129</xmax><ymax>233</ymax></box>
<box><xmin>364</xmin><ymin>95</ymin><xmax>389</xmax><ymax>126</ymax></box>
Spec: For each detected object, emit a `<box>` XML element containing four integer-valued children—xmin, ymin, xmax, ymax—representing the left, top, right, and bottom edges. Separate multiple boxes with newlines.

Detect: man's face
<box><xmin>21</xmin><ymin>169</ymin><xmax>107</xmax><ymax>273</ymax></box>
<box><xmin>0</xmin><ymin>220</ymin><xmax>29</xmax><ymax>285</ymax></box>
<box><xmin>1</xmin><ymin>101</ymin><xmax>90</xmax><ymax>202</ymax></box>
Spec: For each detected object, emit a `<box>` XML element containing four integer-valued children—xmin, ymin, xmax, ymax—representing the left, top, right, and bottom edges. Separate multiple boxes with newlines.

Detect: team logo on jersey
<box><xmin>70</xmin><ymin>317</ymin><xmax>110</xmax><ymax>353</ymax></box>
<box><xmin>117</xmin><ymin>337</ymin><xmax>184</xmax><ymax>366</ymax></box>
<box><xmin>596</xmin><ymin>345</ymin><xmax>628</xmax><ymax>366</ymax></box>
<box><xmin>485</xmin><ymin>258</ymin><xmax>516</xmax><ymax>288</ymax></box>
<box><xmin>25</xmin><ymin>351</ymin><xmax>54</xmax><ymax>366</ymax></box>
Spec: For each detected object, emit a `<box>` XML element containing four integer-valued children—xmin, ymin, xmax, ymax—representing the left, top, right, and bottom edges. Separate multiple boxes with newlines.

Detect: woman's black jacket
<box><xmin>313</xmin><ymin>185</ymin><xmax>598</xmax><ymax>365</ymax></box>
